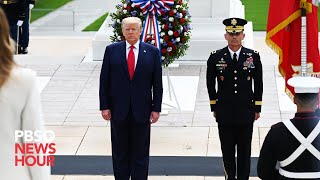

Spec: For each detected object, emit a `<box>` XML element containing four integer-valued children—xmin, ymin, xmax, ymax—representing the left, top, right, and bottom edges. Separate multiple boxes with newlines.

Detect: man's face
<box><xmin>122</xmin><ymin>23</ymin><xmax>142</xmax><ymax>45</ymax></box>
<box><xmin>224</xmin><ymin>31</ymin><xmax>245</xmax><ymax>47</ymax></box>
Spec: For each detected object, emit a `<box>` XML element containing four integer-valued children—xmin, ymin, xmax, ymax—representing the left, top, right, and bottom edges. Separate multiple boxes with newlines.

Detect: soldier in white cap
<box><xmin>258</xmin><ymin>76</ymin><xmax>320</xmax><ymax>179</ymax></box>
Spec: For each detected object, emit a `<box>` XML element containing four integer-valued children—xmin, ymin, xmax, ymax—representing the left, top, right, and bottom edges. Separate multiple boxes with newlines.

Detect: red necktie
<box><xmin>128</xmin><ymin>45</ymin><xmax>135</xmax><ymax>80</ymax></box>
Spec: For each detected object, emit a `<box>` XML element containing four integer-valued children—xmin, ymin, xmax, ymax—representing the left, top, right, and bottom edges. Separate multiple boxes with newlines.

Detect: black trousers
<box><xmin>20</xmin><ymin>5</ymin><xmax>30</xmax><ymax>48</ymax></box>
<box><xmin>218</xmin><ymin>123</ymin><xmax>253</xmax><ymax>180</ymax></box>
<box><xmin>110</xmin><ymin>110</ymin><xmax>151</xmax><ymax>180</ymax></box>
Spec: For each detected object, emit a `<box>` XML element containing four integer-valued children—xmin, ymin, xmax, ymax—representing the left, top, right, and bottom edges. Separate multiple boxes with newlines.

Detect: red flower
<box><xmin>182</xmin><ymin>11</ymin><xmax>186</xmax><ymax>16</ymax></box>
<box><xmin>174</xmin><ymin>31</ymin><xmax>180</xmax><ymax>37</ymax></box>
<box><xmin>178</xmin><ymin>0</ymin><xmax>183</xmax><ymax>5</ymax></box>
<box><xmin>169</xmin><ymin>52</ymin><xmax>173</xmax><ymax>56</ymax></box>
<box><xmin>169</xmin><ymin>10</ymin><xmax>175</xmax><ymax>16</ymax></box>
<box><xmin>126</xmin><ymin>5</ymin><xmax>131</xmax><ymax>11</ymax></box>
<box><xmin>162</xmin><ymin>49</ymin><xmax>167</xmax><ymax>53</ymax></box>
<box><xmin>163</xmin><ymin>24</ymin><xmax>169</xmax><ymax>30</ymax></box>
<box><xmin>172</xmin><ymin>44</ymin><xmax>177</xmax><ymax>51</ymax></box>
<box><xmin>167</xmin><ymin>41</ymin><xmax>173</xmax><ymax>46</ymax></box>
<box><xmin>181</xmin><ymin>38</ymin><xmax>185</xmax><ymax>43</ymax></box>
<box><xmin>147</xmin><ymin>36</ymin><xmax>153</xmax><ymax>41</ymax></box>
<box><xmin>163</xmin><ymin>35</ymin><xmax>169</xmax><ymax>42</ymax></box>
<box><xmin>180</xmin><ymin>18</ymin><xmax>185</xmax><ymax>24</ymax></box>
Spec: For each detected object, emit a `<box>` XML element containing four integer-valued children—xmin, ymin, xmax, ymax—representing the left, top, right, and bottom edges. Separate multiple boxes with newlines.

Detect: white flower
<box><xmin>161</xmin><ymin>56</ymin><xmax>165</xmax><ymax>60</ymax></box>
<box><xmin>185</xmin><ymin>16</ymin><xmax>189</xmax><ymax>20</ymax></box>
<box><xmin>179</xmin><ymin>13</ymin><xmax>183</xmax><ymax>18</ymax></box>
<box><xmin>167</xmin><ymin>47</ymin><xmax>172</xmax><ymax>52</ymax></box>
<box><xmin>160</xmin><ymin>39</ymin><xmax>164</xmax><ymax>43</ymax></box>
<box><xmin>140</xmin><ymin>12</ymin><xmax>143</xmax><ymax>16</ymax></box>
<box><xmin>176</xmin><ymin>5</ymin><xmax>180</xmax><ymax>8</ymax></box>
<box><xmin>162</xmin><ymin>24</ymin><xmax>165</xmax><ymax>29</ymax></box>
<box><xmin>131</xmin><ymin>4</ymin><xmax>135</xmax><ymax>7</ymax></box>
<box><xmin>168</xmin><ymin>30</ymin><xmax>173</xmax><ymax>36</ymax></box>
<box><xmin>173</xmin><ymin>10</ymin><xmax>177</xmax><ymax>13</ymax></box>
<box><xmin>160</xmin><ymin>32</ymin><xmax>165</xmax><ymax>37</ymax></box>
<box><xmin>176</xmin><ymin>37</ymin><xmax>180</xmax><ymax>42</ymax></box>
<box><xmin>117</xmin><ymin>36</ymin><xmax>121</xmax><ymax>40</ymax></box>
<box><xmin>184</xmin><ymin>32</ymin><xmax>189</xmax><ymax>36</ymax></box>
<box><xmin>180</xmin><ymin>26</ymin><xmax>183</xmax><ymax>31</ymax></box>
<box><xmin>123</xmin><ymin>10</ymin><xmax>127</xmax><ymax>14</ymax></box>
<box><xmin>169</xmin><ymin>17</ymin><xmax>174</xmax><ymax>22</ymax></box>
<box><xmin>151</xmin><ymin>40</ymin><xmax>155</xmax><ymax>44</ymax></box>
<box><xmin>116</xmin><ymin>19</ymin><xmax>121</xmax><ymax>23</ymax></box>
<box><xmin>123</xmin><ymin>4</ymin><xmax>127</xmax><ymax>8</ymax></box>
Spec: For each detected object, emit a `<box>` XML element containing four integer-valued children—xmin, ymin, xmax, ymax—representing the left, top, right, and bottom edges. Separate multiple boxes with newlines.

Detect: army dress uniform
<box><xmin>206</xmin><ymin>18</ymin><xmax>263</xmax><ymax>180</ymax></box>
<box><xmin>0</xmin><ymin>0</ymin><xmax>26</xmax><ymax>42</ymax></box>
<box><xmin>19</xmin><ymin>0</ymin><xmax>35</xmax><ymax>54</ymax></box>
<box><xmin>258</xmin><ymin>77</ymin><xmax>320</xmax><ymax>180</ymax></box>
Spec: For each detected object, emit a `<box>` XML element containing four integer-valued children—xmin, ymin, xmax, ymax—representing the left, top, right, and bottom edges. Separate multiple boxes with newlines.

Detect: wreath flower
<box><xmin>110</xmin><ymin>0</ymin><xmax>191</xmax><ymax>67</ymax></box>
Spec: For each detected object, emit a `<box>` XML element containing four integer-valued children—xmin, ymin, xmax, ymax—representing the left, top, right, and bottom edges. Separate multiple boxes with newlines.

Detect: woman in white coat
<box><xmin>0</xmin><ymin>7</ymin><xmax>50</xmax><ymax>180</ymax></box>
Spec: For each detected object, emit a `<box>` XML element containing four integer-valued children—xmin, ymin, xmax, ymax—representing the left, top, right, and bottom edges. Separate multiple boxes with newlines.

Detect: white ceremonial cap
<box><xmin>287</xmin><ymin>76</ymin><xmax>320</xmax><ymax>93</ymax></box>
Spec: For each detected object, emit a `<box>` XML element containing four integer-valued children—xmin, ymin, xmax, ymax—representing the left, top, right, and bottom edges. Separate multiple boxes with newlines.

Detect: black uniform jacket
<box><xmin>206</xmin><ymin>46</ymin><xmax>263</xmax><ymax>125</ymax></box>
<box><xmin>0</xmin><ymin>0</ymin><xmax>26</xmax><ymax>21</ymax></box>
<box><xmin>258</xmin><ymin>112</ymin><xmax>320</xmax><ymax>180</ymax></box>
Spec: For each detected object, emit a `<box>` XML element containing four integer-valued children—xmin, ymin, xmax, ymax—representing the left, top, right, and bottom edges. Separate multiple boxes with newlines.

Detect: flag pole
<box><xmin>301</xmin><ymin>1</ymin><xmax>307</xmax><ymax>76</ymax></box>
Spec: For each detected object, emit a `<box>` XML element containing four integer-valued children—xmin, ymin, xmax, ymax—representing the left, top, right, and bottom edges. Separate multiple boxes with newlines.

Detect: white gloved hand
<box><xmin>29</xmin><ymin>4</ymin><xmax>34</xmax><ymax>9</ymax></box>
<box><xmin>17</xmin><ymin>20</ymin><xmax>23</xmax><ymax>26</ymax></box>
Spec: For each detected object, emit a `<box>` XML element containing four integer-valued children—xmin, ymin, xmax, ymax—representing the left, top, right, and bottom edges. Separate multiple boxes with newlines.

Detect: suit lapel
<box><xmin>132</xmin><ymin>43</ymin><xmax>145</xmax><ymax>81</ymax></box>
<box><xmin>120</xmin><ymin>41</ymin><xmax>130</xmax><ymax>80</ymax></box>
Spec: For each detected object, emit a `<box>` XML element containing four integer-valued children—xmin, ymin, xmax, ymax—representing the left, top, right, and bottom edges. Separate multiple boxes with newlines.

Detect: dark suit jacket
<box><xmin>99</xmin><ymin>41</ymin><xmax>163</xmax><ymax>123</ymax></box>
<box><xmin>206</xmin><ymin>46</ymin><xmax>263</xmax><ymax>125</ymax></box>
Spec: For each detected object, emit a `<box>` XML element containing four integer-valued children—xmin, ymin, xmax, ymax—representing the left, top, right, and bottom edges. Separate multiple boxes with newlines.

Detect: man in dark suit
<box><xmin>99</xmin><ymin>17</ymin><xmax>163</xmax><ymax>180</ymax></box>
<box><xmin>0</xmin><ymin>0</ymin><xmax>26</xmax><ymax>46</ymax></box>
<box><xmin>258</xmin><ymin>76</ymin><xmax>320</xmax><ymax>180</ymax></box>
<box><xmin>206</xmin><ymin>17</ymin><xmax>263</xmax><ymax>180</ymax></box>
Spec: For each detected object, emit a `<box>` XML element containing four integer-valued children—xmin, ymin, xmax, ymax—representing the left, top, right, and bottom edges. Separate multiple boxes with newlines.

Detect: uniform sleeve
<box><xmin>257</xmin><ymin>127</ymin><xmax>278</xmax><ymax>179</ymax></box>
<box><xmin>253</xmin><ymin>51</ymin><xmax>263</xmax><ymax>112</ymax></box>
<box><xmin>206</xmin><ymin>53</ymin><xmax>217</xmax><ymax>112</ymax></box>
<box><xmin>21</xmin><ymin>72</ymin><xmax>51</xmax><ymax>180</ymax></box>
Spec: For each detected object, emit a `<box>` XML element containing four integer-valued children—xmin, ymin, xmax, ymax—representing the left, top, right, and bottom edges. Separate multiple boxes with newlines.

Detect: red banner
<box><xmin>266</xmin><ymin>0</ymin><xmax>320</xmax><ymax>98</ymax></box>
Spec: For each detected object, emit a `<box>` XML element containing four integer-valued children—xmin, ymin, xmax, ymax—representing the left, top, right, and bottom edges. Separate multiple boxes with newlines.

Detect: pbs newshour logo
<box><xmin>14</xmin><ymin>130</ymin><xmax>56</xmax><ymax>166</ymax></box>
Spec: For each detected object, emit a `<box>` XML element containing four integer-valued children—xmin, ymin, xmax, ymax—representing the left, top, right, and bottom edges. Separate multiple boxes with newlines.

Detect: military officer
<box><xmin>258</xmin><ymin>76</ymin><xmax>320</xmax><ymax>180</ymax></box>
<box><xmin>0</xmin><ymin>0</ymin><xmax>26</xmax><ymax>47</ymax></box>
<box><xmin>206</xmin><ymin>17</ymin><xmax>263</xmax><ymax>180</ymax></box>
<box><xmin>19</xmin><ymin>0</ymin><xmax>35</xmax><ymax>54</ymax></box>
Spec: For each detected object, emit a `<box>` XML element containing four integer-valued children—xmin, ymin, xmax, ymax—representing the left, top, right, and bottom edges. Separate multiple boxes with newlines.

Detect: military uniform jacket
<box><xmin>27</xmin><ymin>0</ymin><xmax>35</xmax><ymax>4</ymax></box>
<box><xmin>206</xmin><ymin>46</ymin><xmax>263</xmax><ymax>125</ymax></box>
<box><xmin>0</xmin><ymin>0</ymin><xmax>26</xmax><ymax>21</ymax></box>
<box><xmin>257</xmin><ymin>112</ymin><xmax>320</xmax><ymax>180</ymax></box>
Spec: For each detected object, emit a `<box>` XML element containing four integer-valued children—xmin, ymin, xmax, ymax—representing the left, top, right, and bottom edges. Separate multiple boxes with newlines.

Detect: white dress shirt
<box><xmin>126</xmin><ymin>40</ymin><xmax>140</xmax><ymax>69</ymax></box>
<box><xmin>228</xmin><ymin>46</ymin><xmax>242</xmax><ymax>61</ymax></box>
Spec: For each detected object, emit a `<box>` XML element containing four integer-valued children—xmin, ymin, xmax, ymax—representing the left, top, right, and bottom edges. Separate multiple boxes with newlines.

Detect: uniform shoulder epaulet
<box><xmin>210</xmin><ymin>50</ymin><xmax>217</xmax><ymax>55</ymax></box>
<box><xmin>254</xmin><ymin>50</ymin><xmax>259</xmax><ymax>54</ymax></box>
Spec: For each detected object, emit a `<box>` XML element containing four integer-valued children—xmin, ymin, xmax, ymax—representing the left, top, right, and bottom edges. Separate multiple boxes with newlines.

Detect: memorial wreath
<box><xmin>110</xmin><ymin>0</ymin><xmax>191</xmax><ymax>67</ymax></box>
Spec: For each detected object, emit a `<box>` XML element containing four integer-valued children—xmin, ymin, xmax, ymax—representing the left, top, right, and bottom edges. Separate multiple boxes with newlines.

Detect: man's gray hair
<box><xmin>121</xmin><ymin>17</ymin><xmax>142</xmax><ymax>29</ymax></box>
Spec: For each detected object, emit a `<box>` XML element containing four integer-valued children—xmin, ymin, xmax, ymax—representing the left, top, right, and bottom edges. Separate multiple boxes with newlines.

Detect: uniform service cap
<box><xmin>223</xmin><ymin>17</ymin><xmax>247</xmax><ymax>34</ymax></box>
<box><xmin>288</xmin><ymin>76</ymin><xmax>320</xmax><ymax>93</ymax></box>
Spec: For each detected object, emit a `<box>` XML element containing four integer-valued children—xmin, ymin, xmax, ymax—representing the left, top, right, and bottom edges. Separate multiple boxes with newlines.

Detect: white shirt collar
<box><xmin>228</xmin><ymin>46</ymin><xmax>242</xmax><ymax>60</ymax></box>
<box><xmin>126</xmin><ymin>40</ymin><xmax>140</xmax><ymax>50</ymax></box>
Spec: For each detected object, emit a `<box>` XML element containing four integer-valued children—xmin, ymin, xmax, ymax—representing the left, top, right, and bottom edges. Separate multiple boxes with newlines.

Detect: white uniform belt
<box><xmin>279</xmin><ymin>168</ymin><xmax>320</xmax><ymax>179</ymax></box>
<box><xmin>279</xmin><ymin>120</ymin><xmax>320</xmax><ymax>167</ymax></box>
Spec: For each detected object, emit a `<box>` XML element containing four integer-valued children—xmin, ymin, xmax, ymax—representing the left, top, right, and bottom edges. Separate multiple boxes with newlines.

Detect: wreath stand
<box><xmin>161</xmin><ymin>65</ymin><xmax>186</xmax><ymax>127</ymax></box>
